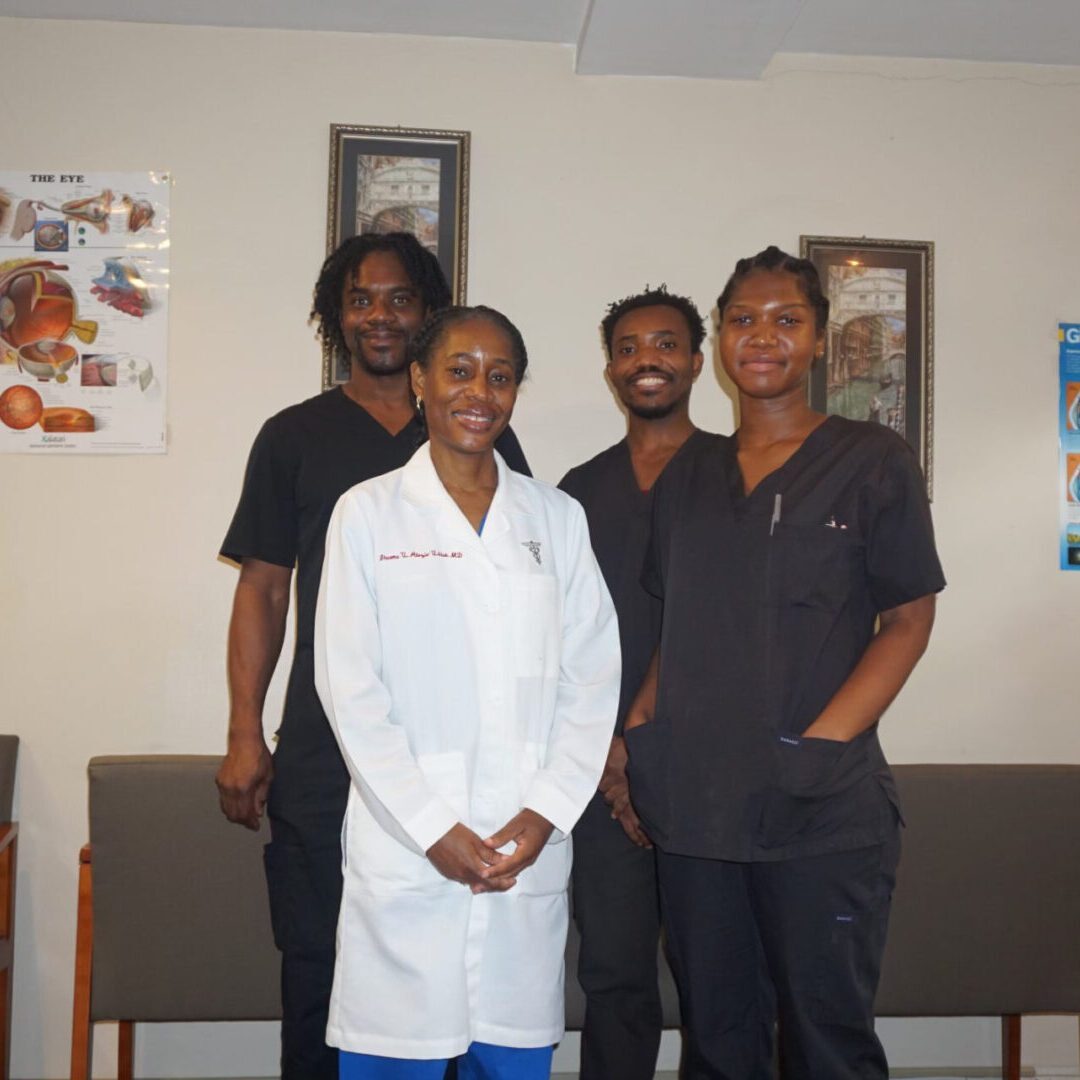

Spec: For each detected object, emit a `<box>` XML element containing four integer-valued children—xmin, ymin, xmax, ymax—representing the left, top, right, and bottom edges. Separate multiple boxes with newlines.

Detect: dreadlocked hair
<box><xmin>601</xmin><ymin>284</ymin><xmax>707</xmax><ymax>359</ymax></box>
<box><xmin>309</xmin><ymin>231</ymin><xmax>453</xmax><ymax>364</ymax></box>
<box><xmin>716</xmin><ymin>245</ymin><xmax>829</xmax><ymax>333</ymax></box>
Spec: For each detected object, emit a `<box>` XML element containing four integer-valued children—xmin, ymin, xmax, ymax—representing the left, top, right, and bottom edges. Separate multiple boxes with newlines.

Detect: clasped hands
<box><xmin>427</xmin><ymin>808</ymin><xmax>554</xmax><ymax>894</ymax></box>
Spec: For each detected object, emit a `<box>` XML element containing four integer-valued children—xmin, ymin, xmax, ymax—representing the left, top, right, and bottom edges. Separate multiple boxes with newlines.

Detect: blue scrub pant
<box><xmin>339</xmin><ymin>1043</ymin><xmax>554</xmax><ymax>1080</ymax></box>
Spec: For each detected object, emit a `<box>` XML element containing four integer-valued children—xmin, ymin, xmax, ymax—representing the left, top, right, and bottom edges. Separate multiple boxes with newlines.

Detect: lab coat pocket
<box><xmin>417</xmin><ymin>751</ymin><xmax>471</xmax><ymax>824</ymax></box>
<box><xmin>347</xmin><ymin>754</ymin><xmax>467</xmax><ymax>895</ymax></box>
<box><xmin>507</xmin><ymin>573</ymin><xmax>560</xmax><ymax>678</ymax></box>
<box><xmin>758</xmin><ymin>732</ymin><xmax>871</xmax><ymax>849</ymax></box>
<box><xmin>518</xmin><ymin>832</ymin><xmax>572</xmax><ymax>897</ymax></box>
<box><xmin>775</xmin><ymin>523</ymin><xmax>859</xmax><ymax>612</ymax></box>
<box><xmin>516</xmin><ymin>742</ymin><xmax>571</xmax><ymax>896</ymax></box>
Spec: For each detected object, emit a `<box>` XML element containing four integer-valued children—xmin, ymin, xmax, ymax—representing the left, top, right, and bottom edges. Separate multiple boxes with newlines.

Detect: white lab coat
<box><xmin>314</xmin><ymin>443</ymin><xmax>620</xmax><ymax>1059</ymax></box>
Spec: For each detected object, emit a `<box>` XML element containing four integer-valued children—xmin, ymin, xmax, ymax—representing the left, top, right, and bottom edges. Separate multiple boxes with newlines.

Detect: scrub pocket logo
<box><xmin>521</xmin><ymin>540</ymin><xmax>542</xmax><ymax>566</ymax></box>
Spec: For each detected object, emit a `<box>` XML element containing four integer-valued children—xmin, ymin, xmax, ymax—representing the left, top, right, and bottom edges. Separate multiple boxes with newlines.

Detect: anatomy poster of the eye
<box><xmin>0</xmin><ymin>171</ymin><xmax>169</xmax><ymax>454</ymax></box>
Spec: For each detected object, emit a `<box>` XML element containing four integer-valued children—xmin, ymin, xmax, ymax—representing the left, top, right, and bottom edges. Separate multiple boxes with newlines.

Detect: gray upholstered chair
<box><xmin>69</xmin><ymin>755</ymin><xmax>280</xmax><ymax>1080</ymax></box>
<box><xmin>0</xmin><ymin>735</ymin><xmax>18</xmax><ymax>1080</ymax></box>
<box><xmin>564</xmin><ymin>764</ymin><xmax>1080</xmax><ymax>1080</ymax></box>
<box><xmin>877</xmin><ymin>764</ymin><xmax>1080</xmax><ymax>1080</ymax></box>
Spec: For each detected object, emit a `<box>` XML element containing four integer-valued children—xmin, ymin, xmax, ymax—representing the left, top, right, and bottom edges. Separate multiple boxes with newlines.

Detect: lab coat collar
<box><xmin>400</xmin><ymin>443</ymin><xmax>533</xmax><ymax>539</ymax></box>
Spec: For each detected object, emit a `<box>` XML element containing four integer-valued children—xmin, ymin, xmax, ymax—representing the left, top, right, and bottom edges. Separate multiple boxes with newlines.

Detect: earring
<box><xmin>415</xmin><ymin>395</ymin><xmax>424</xmax><ymax>413</ymax></box>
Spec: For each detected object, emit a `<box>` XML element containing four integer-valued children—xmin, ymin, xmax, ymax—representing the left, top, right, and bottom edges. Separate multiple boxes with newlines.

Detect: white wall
<box><xmin>2</xmin><ymin>15</ymin><xmax>1079</xmax><ymax>1077</ymax></box>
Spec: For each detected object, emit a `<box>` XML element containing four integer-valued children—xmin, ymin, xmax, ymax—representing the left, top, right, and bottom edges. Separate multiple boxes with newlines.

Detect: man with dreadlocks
<box><xmin>216</xmin><ymin>232</ymin><xmax>529</xmax><ymax>1079</ymax></box>
<box><xmin>559</xmin><ymin>286</ymin><xmax>716</xmax><ymax>1080</ymax></box>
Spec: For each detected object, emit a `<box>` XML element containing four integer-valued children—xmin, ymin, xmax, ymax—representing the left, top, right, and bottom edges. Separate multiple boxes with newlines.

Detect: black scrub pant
<box><xmin>656</xmin><ymin>831</ymin><xmax>900</xmax><ymax>1080</ymax></box>
<box><xmin>266</xmin><ymin>811</ymin><xmax>344</xmax><ymax>1080</ymax></box>
<box><xmin>571</xmin><ymin>791</ymin><xmax>664</xmax><ymax>1080</ymax></box>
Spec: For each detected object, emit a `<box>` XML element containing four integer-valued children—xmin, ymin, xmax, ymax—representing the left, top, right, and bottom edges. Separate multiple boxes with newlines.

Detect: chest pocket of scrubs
<box><xmin>774</xmin><ymin>522</ymin><xmax>859</xmax><ymax>612</ymax></box>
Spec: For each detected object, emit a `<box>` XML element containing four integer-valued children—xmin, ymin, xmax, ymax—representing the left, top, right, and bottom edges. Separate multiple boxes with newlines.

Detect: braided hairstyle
<box><xmin>716</xmin><ymin>245</ymin><xmax>829</xmax><ymax>333</ymax></box>
<box><xmin>310</xmin><ymin>232</ymin><xmax>453</xmax><ymax>363</ymax></box>
<box><xmin>601</xmin><ymin>284</ymin><xmax>706</xmax><ymax>358</ymax></box>
<box><xmin>409</xmin><ymin>305</ymin><xmax>529</xmax><ymax>448</ymax></box>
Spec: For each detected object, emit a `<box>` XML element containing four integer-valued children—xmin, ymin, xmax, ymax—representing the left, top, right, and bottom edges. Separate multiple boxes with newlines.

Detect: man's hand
<box><xmin>612</xmin><ymin>799</ymin><xmax>652</xmax><ymax>849</ymax></box>
<box><xmin>428</xmin><ymin>823</ymin><xmax>515</xmax><ymax>894</ymax></box>
<box><xmin>598</xmin><ymin>735</ymin><xmax>652</xmax><ymax>847</ymax></box>
<box><xmin>215</xmin><ymin>730</ymin><xmax>273</xmax><ymax>830</ymax></box>
<box><xmin>598</xmin><ymin>735</ymin><xmax>629</xmax><ymax>800</ymax></box>
<box><xmin>219</xmin><ymin>557</ymin><xmax>290</xmax><ymax>829</ymax></box>
<box><xmin>597</xmin><ymin>736</ymin><xmax>651</xmax><ymax>847</ymax></box>
<box><xmin>481</xmin><ymin>809</ymin><xmax>555</xmax><ymax>888</ymax></box>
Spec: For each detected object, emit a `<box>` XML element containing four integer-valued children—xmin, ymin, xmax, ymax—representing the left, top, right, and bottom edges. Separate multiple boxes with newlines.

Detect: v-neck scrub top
<box><xmin>627</xmin><ymin>416</ymin><xmax>945</xmax><ymax>863</ymax></box>
<box><xmin>314</xmin><ymin>444</ymin><xmax>621</xmax><ymax>1058</ymax></box>
<box><xmin>558</xmin><ymin>431</ymin><xmax>713</xmax><ymax>735</ymax></box>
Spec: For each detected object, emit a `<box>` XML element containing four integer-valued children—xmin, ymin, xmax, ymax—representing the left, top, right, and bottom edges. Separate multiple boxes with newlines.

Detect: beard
<box><xmin>346</xmin><ymin>334</ymin><xmax>410</xmax><ymax>378</ymax></box>
<box><xmin>626</xmin><ymin>398</ymin><xmax>680</xmax><ymax>420</ymax></box>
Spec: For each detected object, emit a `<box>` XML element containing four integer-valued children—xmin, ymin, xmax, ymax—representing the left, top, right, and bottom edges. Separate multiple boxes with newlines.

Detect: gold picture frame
<box><xmin>800</xmin><ymin>235</ymin><xmax>935</xmax><ymax>495</ymax></box>
<box><xmin>324</xmin><ymin>124</ymin><xmax>470</xmax><ymax>387</ymax></box>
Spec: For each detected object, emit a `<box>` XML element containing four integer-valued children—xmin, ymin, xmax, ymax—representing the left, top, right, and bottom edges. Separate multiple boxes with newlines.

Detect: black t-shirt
<box><xmin>627</xmin><ymin>416</ymin><xmax>945</xmax><ymax>862</ymax></box>
<box><xmin>220</xmin><ymin>387</ymin><xmax>530</xmax><ymax>822</ymax></box>
<box><xmin>559</xmin><ymin>430</ymin><xmax>712</xmax><ymax>735</ymax></box>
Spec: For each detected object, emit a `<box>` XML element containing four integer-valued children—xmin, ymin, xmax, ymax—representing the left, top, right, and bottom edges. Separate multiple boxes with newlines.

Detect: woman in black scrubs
<box><xmin>624</xmin><ymin>246</ymin><xmax>944</xmax><ymax>1079</ymax></box>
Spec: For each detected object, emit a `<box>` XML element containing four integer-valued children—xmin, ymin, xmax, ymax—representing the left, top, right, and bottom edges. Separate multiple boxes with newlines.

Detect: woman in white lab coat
<box><xmin>314</xmin><ymin>305</ymin><xmax>621</xmax><ymax>1080</ymax></box>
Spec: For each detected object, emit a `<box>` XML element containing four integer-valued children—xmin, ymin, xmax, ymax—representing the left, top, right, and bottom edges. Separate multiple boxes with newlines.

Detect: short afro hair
<box><xmin>601</xmin><ymin>285</ymin><xmax>707</xmax><ymax>359</ymax></box>
<box><xmin>716</xmin><ymin>245</ymin><xmax>829</xmax><ymax>333</ymax></box>
<box><xmin>310</xmin><ymin>232</ymin><xmax>453</xmax><ymax>363</ymax></box>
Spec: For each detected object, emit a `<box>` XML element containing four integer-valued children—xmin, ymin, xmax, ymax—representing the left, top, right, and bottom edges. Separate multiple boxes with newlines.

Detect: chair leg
<box><xmin>118</xmin><ymin>1021</ymin><xmax>134</xmax><ymax>1080</ymax></box>
<box><xmin>1001</xmin><ymin>1013</ymin><xmax>1021</xmax><ymax>1080</ymax></box>
<box><xmin>0</xmin><ymin>967</ymin><xmax>9</xmax><ymax>1080</ymax></box>
<box><xmin>0</xmin><ymin>831</ymin><xmax>16</xmax><ymax>1080</ymax></box>
<box><xmin>70</xmin><ymin>846</ymin><xmax>94</xmax><ymax>1080</ymax></box>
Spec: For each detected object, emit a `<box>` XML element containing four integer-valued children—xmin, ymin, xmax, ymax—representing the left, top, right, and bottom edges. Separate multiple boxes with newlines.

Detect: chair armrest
<box><xmin>0</xmin><ymin>824</ymin><xmax>17</xmax><ymax>854</ymax></box>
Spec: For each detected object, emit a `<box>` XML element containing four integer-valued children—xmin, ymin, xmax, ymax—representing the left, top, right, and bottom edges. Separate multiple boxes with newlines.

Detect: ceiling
<box><xmin>3</xmin><ymin>0</ymin><xmax>1079</xmax><ymax>78</ymax></box>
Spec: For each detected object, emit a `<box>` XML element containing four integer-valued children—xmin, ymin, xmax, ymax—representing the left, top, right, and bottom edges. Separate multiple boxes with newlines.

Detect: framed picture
<box><xmin>324</xmin><ymin>124</ymin><xmax>471</xmax><ymax>387</ymax></box>
<box><xmin>800</xmin><ymin>235</ymin><xmax>935</xmax><ymax>494</ymax></box>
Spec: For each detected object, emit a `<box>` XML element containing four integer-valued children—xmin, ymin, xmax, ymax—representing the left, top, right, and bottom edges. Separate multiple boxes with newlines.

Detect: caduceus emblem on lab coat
<box><xmin>522</xmin><ymin>540</ymin><xmax>542</xmax><ymax>566</ymax></box>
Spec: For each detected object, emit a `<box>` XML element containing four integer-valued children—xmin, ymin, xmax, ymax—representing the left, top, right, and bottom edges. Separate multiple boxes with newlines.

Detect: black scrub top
<box><xmin>559</xmin><ymin>430</ymin><xmax>713</xmax><ymax>734</ymax></box>
<box><xmin>627</xmin><ymin>415</ymin><xmax>945</xmax><ymax>863</ymax></box>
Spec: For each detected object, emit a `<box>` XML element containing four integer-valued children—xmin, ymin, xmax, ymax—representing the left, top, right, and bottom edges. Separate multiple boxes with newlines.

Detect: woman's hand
<box><xmin>427</xmin><ymin>823</ymin><xmax>516</xmax><ymax>893</ymax></box>
<box><xmin>480</xmin><ymin>809</ymin><xmax>555</xmax><ymax>888</ymax></box>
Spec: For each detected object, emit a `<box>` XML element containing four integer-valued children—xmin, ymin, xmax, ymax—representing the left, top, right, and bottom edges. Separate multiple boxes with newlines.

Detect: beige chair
<box><xmin>69</xmin><ymin>755</ymin><xmax>280</xmax><ymax>1080</ymax></box>
<box><xmin>0</xmin><ymin>736</ymin><xmax>18</xmax><ymax>1080</ymax></box>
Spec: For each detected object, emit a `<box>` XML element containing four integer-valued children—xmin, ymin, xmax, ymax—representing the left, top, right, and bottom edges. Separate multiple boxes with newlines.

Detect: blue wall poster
<box><xmin>1059</xmin><ymin>323</ymin><xmax>1080</xmax><ymax>570</ymax></box>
